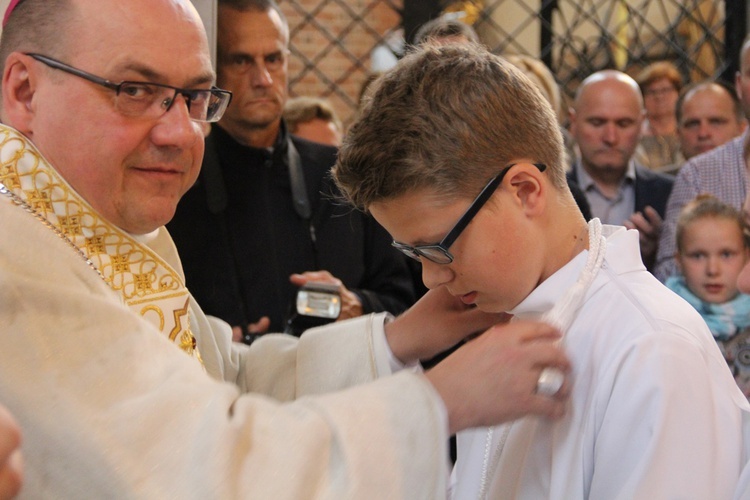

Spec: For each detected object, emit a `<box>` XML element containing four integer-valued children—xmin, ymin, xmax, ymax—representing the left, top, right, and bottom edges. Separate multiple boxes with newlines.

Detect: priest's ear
<box><xmin>1</xmin><ymin>52</ymin><xmax>38</xmax><ymax>134</ymax></box>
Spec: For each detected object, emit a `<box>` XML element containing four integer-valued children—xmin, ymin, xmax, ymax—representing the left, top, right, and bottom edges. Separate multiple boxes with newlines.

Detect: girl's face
<box><xmin>677</xmin><ymin>216</ymin><xmax>749</xmax><ymax>304</ymax></box>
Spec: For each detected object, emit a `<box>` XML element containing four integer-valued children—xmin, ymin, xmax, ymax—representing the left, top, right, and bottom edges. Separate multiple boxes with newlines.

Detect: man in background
<box><xmin>655</xmin><ymin>36</ymin><xmax>750</xmax><ymax>281</ymax></box>
<box><xmin>567</xmin><ymin>70</ymin><xmax>673</xmax><ymax>271</ymax></box>
<box><xmin>412</xmin><ymin>15</ymin><xmax>479</xmax><ymax>46</ymax></box>
<box><xmin>283</xmin><ymin>95</ymin><xmax>343</xmax><ymax>147</ymax></box>
<box><xmin>168</xmin><ymin>0</ymin><xmax>415</xmax><ymax>341</ymax></box>
<box><xmin>676</xmin><ymin>81</ymin><xmax>746</xmax><ymax>165</ymax></box>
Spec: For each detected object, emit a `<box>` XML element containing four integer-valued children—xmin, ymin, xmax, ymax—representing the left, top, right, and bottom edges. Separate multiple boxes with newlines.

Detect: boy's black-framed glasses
<box><xmin>26</xmin><ymin>53</ymin><xmax>232</xmax><ymax>123</ymax></box>
<box><xmin>392</xmin><ymin>162</ymin><xmax>547</xmax><ymax>265</ymax></box>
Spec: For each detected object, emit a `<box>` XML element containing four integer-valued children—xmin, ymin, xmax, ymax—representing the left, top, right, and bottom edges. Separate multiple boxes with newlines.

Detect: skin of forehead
<box><xmin>683</xmin><ymin>83</ymin><xmax>733</xmax><ymax>109</ymax></box>
<box><xmin>645</xmin><ymin>78</ymin><xmax>676</xmax><ymax>90</ymax></box>
<box><xmin>575</xmin><ymin>79</ymin><xmax>643</xmax><ymax>117</ymax></box>
<box><xmin>574</xmin><ymin>70</ymin><xmax>644</xmax><ymax>109</ymax></box>
<box><xmin>218</xmin><ymin>5</ymin><xmax>290</xmax><ymax>53</ymax></box>
<box><xmin>68</xmin><ymin>0</ymin><xmax>212</xmax><ymax>79</ymax></box>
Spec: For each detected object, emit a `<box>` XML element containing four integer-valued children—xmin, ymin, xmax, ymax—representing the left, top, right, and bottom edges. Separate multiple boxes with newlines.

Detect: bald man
<box><xmin>677</xmin><ymin>81</ymin><xmax>747</xmax><ymax>161</ymax></box>
<box><xmin>567</xmin><ymin>70</ymin><xmax>674</xmax><ymax>271</ymax></box>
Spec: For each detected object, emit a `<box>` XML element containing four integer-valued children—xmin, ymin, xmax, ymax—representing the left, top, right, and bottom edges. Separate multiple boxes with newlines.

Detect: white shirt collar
<box><xmin>508</xmin><ymin>225</ymin><xmax>642</xmax><ymax>319</ymax></box>
<box><xmin>575</xmin><ymin>159</ymin><xmax>637</xmax><ymax>192</ymax></box>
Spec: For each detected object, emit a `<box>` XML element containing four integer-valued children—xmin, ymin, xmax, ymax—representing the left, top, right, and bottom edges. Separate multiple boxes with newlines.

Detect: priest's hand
<box><xmin>384</xmin><ymin>286</ymin><xmax>509</xmax><ymax>364</ymax></box>
<box><xmin>425</xmin><ymin>321</ymin><xmax>570</xmax><ymax>435</ymax></box>
<box><xmin>0</xmin><ymin>405</ymin><xmax>22</xmax><ymax>500</ymax></box>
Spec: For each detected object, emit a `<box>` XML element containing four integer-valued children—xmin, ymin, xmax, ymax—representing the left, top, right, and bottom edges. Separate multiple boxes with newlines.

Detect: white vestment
<box><xmin>452</xmin><ymin>226</ymin><xmax>750</xmax><ymax>499</ymax></box>
<box><xmin>0</xmin><ymin>125</ymin><xmax>449</xmax><ymax>499</ymax></box>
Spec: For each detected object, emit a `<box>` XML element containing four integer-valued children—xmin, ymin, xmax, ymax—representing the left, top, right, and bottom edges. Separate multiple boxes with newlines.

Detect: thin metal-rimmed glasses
<box><xmin>392</xmin><ymin>162</ymin><xmax>547</xmax><ymax>264</ymax></box>
<box><xmin>26</xmin><ymin>53</ymin><xmax>233</xmax><ymax>123</ymax></box>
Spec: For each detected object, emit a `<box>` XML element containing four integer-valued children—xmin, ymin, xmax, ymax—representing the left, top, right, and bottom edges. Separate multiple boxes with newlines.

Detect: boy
<box><xmin>334</xmin><ymin>43</ymin><xmax>749</xmax><ymax>498</ymax></box>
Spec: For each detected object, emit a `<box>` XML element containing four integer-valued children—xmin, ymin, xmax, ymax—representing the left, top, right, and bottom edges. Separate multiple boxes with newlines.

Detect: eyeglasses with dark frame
<box><xmin>26</xmin><ymin>53</ymin><xmax>233</xmax><ymax>123</ymax></box>
<box><xmin>392</xmin><ymin>162</ymin><xmax>547</xmax><ymax>265</ymax></box>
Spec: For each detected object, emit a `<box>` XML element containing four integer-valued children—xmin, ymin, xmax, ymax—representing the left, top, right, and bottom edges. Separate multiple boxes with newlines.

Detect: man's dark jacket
<box><xmin>167</xmin><ymin>124</ymin><xmax>415</xmax><ymax>334</ymax></box>
<box><xmin>567</xmin><ymin>162</ymin><xmax>674</xmax><ymax>221</ymax></box>
<box><xmin>567</xmin><ymin>162</ymin><xmax>674</xmax><ymax>270</ymax></box>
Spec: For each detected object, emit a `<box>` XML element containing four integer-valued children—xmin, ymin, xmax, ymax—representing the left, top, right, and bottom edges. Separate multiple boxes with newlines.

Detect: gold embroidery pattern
<box><xmin>85</xmin><ymin>236</ymin><xmax>106</xmax><ymax>255</ymax></box>
<box><xmin>170</xmin><ymin>298</ymin><xmax>191</xmax><ymax>341</ymax></box>
<box><xmin>0</xmin><ymin>126</ymin><xmax>201</xmax><ymax>362</ymax></box>
<box><xmin>111</xmin><ymin>253</ymin><xmax>132</xmax><ymax>274</ymax></box>
<box><xmin>140</xmin><ymin>305</ymin><xmax>166</xmax><ymax>331</ymax></box>
<box><xmin>0</xmin><ymin>145</ymin><xmax>25</xmax><ymax>190</ymax></box>
<box><xmin>27</xmin><ymin>189</ymin><xmax>52</xmax><ymax>214</ymax></box>
<box><xmin>59</xmin><ymin>214</ymin><xmax>83</xmax><ymax>236</ymax></box>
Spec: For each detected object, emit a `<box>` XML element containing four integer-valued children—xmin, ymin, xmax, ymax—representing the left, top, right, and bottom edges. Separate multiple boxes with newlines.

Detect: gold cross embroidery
<box><xmin>58</xmin><ymin>214</ymin><xmax>83</xmax><ymax>236</ymax></box>
<box><xmin>111</xmin><ymin>253</ymin><xmax>131</xmax><ymax>274</ymax></box>
<box><xmin>27</xmin><ymin>190</ymin><xmax>53</xmax><ymax>214</ymax></box>
<box><xmin>85</xmin><ymin>236</ymin><xmax>106</xmax><ymax>255</ymax></box>
<box><xmin>134</xmin><ymin>272</ymin><xmax>155</xmax><ymax>295</ymax></box>
<box><xmin>0</xmin><ymin>165</ymin><xmax>20</xmax><ymax>190</ymax></box>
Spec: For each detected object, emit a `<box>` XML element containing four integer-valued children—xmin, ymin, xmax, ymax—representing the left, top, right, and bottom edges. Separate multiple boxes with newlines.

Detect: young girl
<box><xmin>667</xmin><ymin>194</ymin><xmax>750</xmax><ymax>395</ymax></box>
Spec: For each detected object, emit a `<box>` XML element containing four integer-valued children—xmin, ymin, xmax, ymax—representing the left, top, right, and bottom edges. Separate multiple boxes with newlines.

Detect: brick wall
<box><xmin>279</xmin><ymin>0</ymin><xmax>403</xmax><ymax>129</ymax></box>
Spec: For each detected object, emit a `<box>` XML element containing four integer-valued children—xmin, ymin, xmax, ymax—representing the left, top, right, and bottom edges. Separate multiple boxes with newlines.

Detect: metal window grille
<box><xmin>280</xmin><ymin>0</ymin><xmax>737</xmax><ymax>128</ymax></box>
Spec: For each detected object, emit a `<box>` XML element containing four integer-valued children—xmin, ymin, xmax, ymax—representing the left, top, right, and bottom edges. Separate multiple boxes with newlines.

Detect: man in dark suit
<box><xmin>168</xmin><ymin>0</ymin><xmax>414</xmax><ymax>342</ymax></box>
<box><xmin>567</xmin><ymin>70</ymin><xmax>673</xmax><ymax>271</ymax></box>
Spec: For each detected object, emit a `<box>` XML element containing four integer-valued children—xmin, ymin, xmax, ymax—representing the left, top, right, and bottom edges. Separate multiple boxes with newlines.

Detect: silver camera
<box><xmin>284</xmin><ymin>282</ymin><xmax>341</xmax><ymax>336</ymax></box>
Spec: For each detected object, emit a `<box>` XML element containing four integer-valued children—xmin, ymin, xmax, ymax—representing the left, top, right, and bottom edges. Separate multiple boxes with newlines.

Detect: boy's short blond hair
<box><xmin>334</xmin><ymin>43</ymin><xmax>566</xmax><ymax>210</ymax></box>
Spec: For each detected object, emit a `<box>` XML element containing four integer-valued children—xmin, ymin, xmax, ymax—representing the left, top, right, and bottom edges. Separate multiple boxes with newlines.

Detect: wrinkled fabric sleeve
<box><xmin>0</xmin><ymin>204</ymin><xmax>449</xmax><ymax>499</ymax></box>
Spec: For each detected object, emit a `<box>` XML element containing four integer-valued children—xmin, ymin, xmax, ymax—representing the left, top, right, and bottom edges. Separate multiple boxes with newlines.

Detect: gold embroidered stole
<box><xmin>0</xmin><ymin>124</ymin><xmax>202</xmax><ymax>363</ymax></box>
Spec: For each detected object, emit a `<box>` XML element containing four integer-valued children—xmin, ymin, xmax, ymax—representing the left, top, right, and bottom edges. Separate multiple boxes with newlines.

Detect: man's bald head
<box><xmin>573</xmin><ymin>70</ymin><xmax>644</xmax><ymax>110</ymax></box>
<box><xmin>0</xmin><ymin>0</ymin><xmax>76</xmax><ymax>76</ymax></box>
<box><xmin>569</xmin><ymin>70</ymin><xmax>645</xmax><ymax>185</ymax></box>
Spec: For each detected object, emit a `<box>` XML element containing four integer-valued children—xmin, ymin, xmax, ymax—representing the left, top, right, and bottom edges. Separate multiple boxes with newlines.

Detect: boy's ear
<box><xmin>506</xmin><ymin>162</ymin><xmax>545</xmax><ymax>217</ymax></box>
<box><xmin>2</xmin><ymin>53</ymin><xmax>37</xmax><ymax>135</ymax></box>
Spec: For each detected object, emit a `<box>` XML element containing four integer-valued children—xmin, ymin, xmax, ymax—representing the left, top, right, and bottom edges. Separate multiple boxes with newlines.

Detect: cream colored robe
<box><xmin>0</xmin><ymin>177</ymin><xmax>449</xmax><ymax>498</ymax></box>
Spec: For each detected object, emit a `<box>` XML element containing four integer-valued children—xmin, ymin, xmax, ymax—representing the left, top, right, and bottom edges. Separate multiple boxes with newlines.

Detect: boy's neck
<box><xmin>538</xmin><ymin>204</ymin><xmax>590</xmax><ymax>285</ymax></box>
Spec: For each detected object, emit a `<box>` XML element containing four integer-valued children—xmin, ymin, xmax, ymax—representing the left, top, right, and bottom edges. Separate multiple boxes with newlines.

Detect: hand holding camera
<box><xmin>284</xmin><ymin>271</ymin><xmax>364</xmax><ymax>336</ymax></box>
<box><xmin>289</xmin><ymin>271</ymin><xmax>364</xmax><ymax>320</ymax></box>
